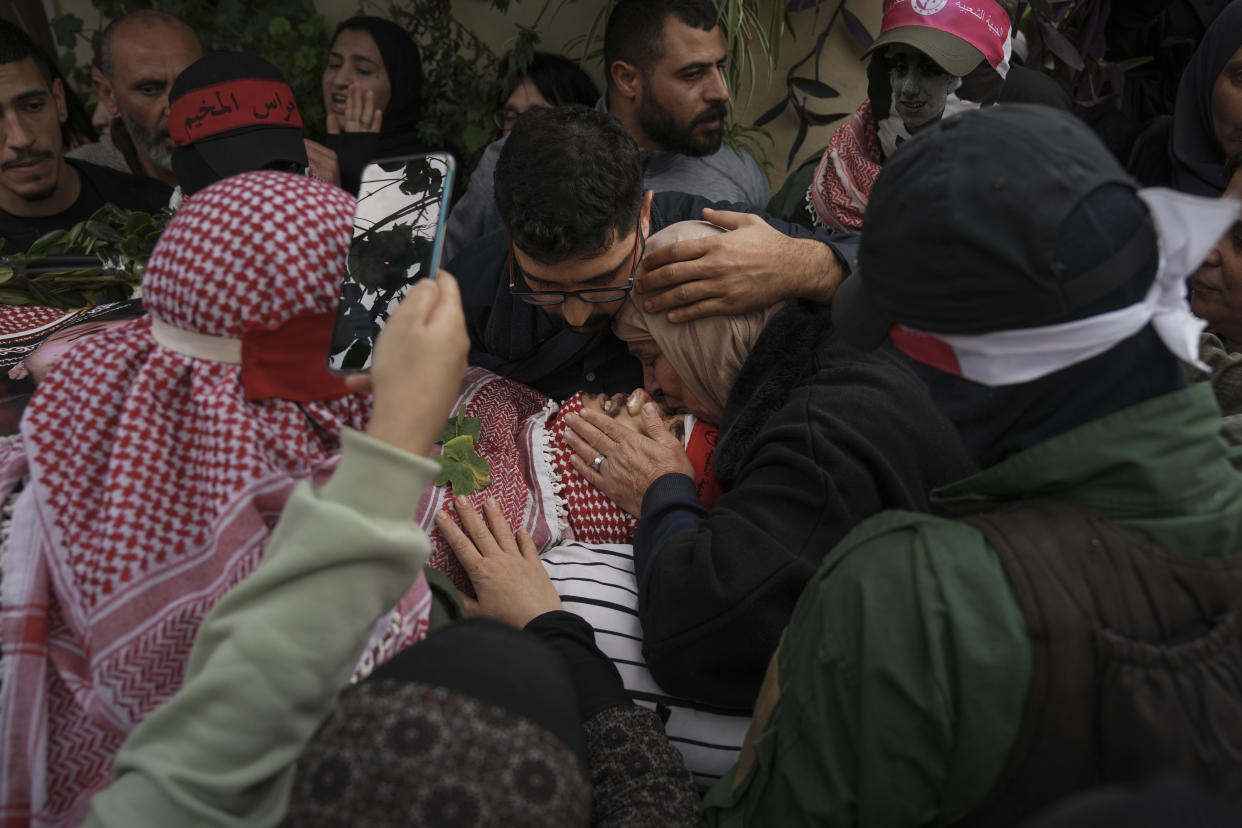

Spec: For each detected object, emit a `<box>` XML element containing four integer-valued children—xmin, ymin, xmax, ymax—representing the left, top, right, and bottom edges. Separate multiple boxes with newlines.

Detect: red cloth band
<box><xmin>240</xmin><ymin>311</ymin><xmax>351</xmax><ymax>403</ymax></box>
<box><xmin>170</xmin><ymin>79</ymin><xmax>303</xmax><ymax>146</ymax></box>
<box><xmin>889</xmin><ymin>324</ymin><xmax>964</xmax><ymax>377</ymax></box>
<box><xmin>686</xmin><ymin>419</ymin><xmax>724</xmax><ymax>511</ymax></box>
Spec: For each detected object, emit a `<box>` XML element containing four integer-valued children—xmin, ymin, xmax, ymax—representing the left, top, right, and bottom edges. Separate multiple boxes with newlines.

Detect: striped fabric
<box><xmin>541</xmin><ymin>540</ymin><xmax>751</xmax><ymax>790</ymax></box>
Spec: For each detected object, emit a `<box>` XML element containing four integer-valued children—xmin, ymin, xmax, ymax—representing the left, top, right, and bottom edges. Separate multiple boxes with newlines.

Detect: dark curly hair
<box><xmin>495</xmin><ymin>105</ymin><xmax>644</xmax><ymax>263</ymax></box>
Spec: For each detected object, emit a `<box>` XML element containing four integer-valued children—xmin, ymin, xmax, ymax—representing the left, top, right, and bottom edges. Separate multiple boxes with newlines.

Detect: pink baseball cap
<box><xmin>863</xmin><ymin>0</ymin><xmax>1012</xmax><ymax>78</ymax></box>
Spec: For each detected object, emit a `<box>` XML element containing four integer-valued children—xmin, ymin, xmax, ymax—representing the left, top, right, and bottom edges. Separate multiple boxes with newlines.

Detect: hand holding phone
<box><xmin>328</xmin><ymin>151</ymin><xmax>455</xmax><ymax>373</ymax></box>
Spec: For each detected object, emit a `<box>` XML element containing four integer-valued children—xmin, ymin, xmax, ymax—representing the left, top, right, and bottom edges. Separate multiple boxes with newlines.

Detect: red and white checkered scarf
<box><xmin>546</xmin><ymin>393</ymin><xmax>641</xmax><ymax>544</ymax></box>
<box><xmin>809</xmin><ymin>99</ymin><xmax>883</xmax><ymax>233</ymax></box>
<box><xmin>0</xmin><ymin>172</ymin><xmax>419</xmax><ymax>827</ymax></box>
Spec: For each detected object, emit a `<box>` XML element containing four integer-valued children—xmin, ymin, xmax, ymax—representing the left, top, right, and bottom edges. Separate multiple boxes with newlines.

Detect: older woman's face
<box><xmin>1213</xmin><ymin>44</ymin><xmax>1242</xmax><ymax>160</ymax></box>
<box><xmin>1191</xmin><ymin>168</ymin><xmax>1242</xmax><ymax>345</ymax></box>
<box><xmin>626</xmin><ymin>339</ymin><xmax>718</xmax><ymax>425</ymax></box>
<box><xmin>323</xmin><ymin>28</ymin><xmax>393</xmax><ymax>122</ymax></box>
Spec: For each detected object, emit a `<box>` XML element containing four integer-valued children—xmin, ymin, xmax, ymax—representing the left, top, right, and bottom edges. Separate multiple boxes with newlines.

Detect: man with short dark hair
<box><xmin>68</xmin><ymin>10</ymin><xmax>203</xmax><ymax>188</ymax></box>
<box><xmin>0</xmin><ymin>22</ymin><xmax>169</xmax><ymax>253</ymax></box>
<box><xmin>453</xmin><ymin>105</ymin><xmax>851</xmax><ymax>400</ymax></box>
<box><xmin>443</xmin><ymin>0</ymin><xmax>769</xmax><ymax>264</ymax></box>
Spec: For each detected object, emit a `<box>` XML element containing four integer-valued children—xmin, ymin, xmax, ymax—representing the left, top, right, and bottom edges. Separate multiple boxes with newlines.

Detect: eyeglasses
<box><xmin>508</xmin><ymin>220</ymin><xmax>645</xmax><ymax>307</ymax></box>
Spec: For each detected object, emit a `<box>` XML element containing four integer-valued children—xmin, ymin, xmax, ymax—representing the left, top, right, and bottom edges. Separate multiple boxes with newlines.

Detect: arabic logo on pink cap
<box><xmin>912</xmin><ymin>0</ymin><xmax>949</xmax><ymax>13</ymax></box>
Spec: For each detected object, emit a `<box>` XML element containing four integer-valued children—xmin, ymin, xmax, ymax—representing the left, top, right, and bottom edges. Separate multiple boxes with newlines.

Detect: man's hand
<box><xmin>635</xmin><ymin>207</ymin><xmax>844</xmax><ymax>322</ymax></box>
<box><xmin>326</xmin><ymin>82</ymin><xmax>383</xmax><ymax>134</ymax></box>
<box><xmin>345</xmin><ymin>271</ymin><xmax>468</xmax><ymax>457</ymax></box>
<box><xmin>564</xmin><ymin>404</ymin><xmax>693</xmax><ymax>517</ymax></box>
<box><xmin>304</xmin><ymin>140</ymin><xmax>342</xmax><ymax>188</ymax></box>
<box><xmin>437</xmin><ymin>496</ymin><xmax>563</xmax><ymax>628</ymax></box>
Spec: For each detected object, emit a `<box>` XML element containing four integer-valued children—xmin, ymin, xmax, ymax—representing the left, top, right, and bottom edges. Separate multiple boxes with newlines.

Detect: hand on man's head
<box><xmin>635</xmin><ymin>207</ymin><xmax>845</xmax><ymax>322</ymax></box>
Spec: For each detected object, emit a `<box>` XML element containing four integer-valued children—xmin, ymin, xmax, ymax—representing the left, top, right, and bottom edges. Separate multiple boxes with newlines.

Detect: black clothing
<box><xmin>449</xmin><ymin>189</ymin><xmax>859</xmax><ymax>401</ymax></box>
<box><xmin>0</xmin><ymin>159</ymin><xmax>169</xmax><ymax>254</ymax></box>
<box><xmin>634</xmin><ymin>301</ymin><xmax>975</xmax><ymax>709</ymax></box>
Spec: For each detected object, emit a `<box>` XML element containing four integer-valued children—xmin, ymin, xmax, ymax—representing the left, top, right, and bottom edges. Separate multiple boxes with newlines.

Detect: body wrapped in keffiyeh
<box><xmin>0</xmin><ymin>171</ymin><xmax>404</xmax><ymax>828</ymax></box>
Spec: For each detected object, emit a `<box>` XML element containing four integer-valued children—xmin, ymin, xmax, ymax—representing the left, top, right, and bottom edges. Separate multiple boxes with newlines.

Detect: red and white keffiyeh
<box><xmin>546</xmin><ymin>393</ymin><xmax>641</xmax><ymax>544</ymax></box>
<box><xmin>0</xmin><ymin>171</ymin><xmax>412</xmax><ymax>828</ymax></box>
<box><xmin>355</xmin><ymin>367</ymin><xmax>558</xmax><ymax>645</ymax></box>
<box><xmin>809</xmin><ymin>99</ymin><xmax>883</xmax><ymax>233</ymax></box>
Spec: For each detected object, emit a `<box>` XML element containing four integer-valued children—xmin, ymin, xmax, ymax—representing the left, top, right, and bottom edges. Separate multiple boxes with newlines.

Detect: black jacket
<box><xmin>635</xmin><ymin>301</ymin><xmax>975</xmax><ymax>710</ymax></box>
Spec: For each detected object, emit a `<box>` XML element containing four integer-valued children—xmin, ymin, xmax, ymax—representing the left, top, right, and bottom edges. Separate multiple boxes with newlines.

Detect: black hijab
<box><xmin>1171</xmin><ymin>0</ymin><xmax>1242</xmax><ymax>196</ymax></box>
<box><xmin>323</xmin><ymin>17</ymin><xmax>427</xmax><ymax>194</ymax></box>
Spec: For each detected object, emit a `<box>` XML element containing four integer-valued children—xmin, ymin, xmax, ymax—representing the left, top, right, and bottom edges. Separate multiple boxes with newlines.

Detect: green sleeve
<box><xmin>83</xmin><ymin>428</ymin><xmax>439</xmax><ymax>828</ymax></box>
<box><xmin>705</xmin><ymin>512</ymin><xmax>1031</xmax><ymax>827</ymax></box>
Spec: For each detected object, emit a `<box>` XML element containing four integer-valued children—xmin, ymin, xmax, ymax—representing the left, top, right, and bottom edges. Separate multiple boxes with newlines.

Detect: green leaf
<box><xmin>49</xmin><ymin>13</ymin><xmax>84</xmax><ymax>49</ymax></box>
<box><xmin>435</xmin><ymin>408</ymin><xmax>483</xmax><ymax>444</ymax></box>
<box><xmin>432</xmin><ymin>435</ymin><xmax>491</xmax><ymax>495</ymax></box>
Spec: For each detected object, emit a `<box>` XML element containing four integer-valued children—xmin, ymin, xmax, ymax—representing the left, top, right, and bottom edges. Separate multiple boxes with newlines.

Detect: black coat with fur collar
<box><xmin>635</xmin><ymin>300</ymin><xmax>974</xmax><ymax>710</ymax></box>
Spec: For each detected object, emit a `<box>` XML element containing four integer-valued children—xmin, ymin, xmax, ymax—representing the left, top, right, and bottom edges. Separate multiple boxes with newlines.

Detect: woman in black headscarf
<box><xmin>1132</xmin><ymin>0</ymin><xmax>1242</xmax><ymax>194</ymax></box>
<box><xmin>305</xmin><ymin>16</ymin><xmax>427</xmax><ymax>194</ymax></box>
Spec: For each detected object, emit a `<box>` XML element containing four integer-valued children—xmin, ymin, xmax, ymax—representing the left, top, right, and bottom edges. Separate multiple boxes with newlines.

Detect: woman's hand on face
<box><xmin>326</xmin><ymin>82</ymin><xmax>384</xmax><ymax>134</ymax></box>
<box><xmin>565</xmin><ymin>403</ymin><xmax>694</xmax><ymax>517</ymax></box>
<box><xmin>437</xmin><ymin>496</ymin><xmax>563</xmax><ymax>629</ymax></box>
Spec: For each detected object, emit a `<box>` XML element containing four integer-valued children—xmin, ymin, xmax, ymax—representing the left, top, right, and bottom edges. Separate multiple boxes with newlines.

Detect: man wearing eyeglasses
<box><xmin>451</xmin><ymin>105</ymin><xmax>855</xmax><ymax>400</ymax></box>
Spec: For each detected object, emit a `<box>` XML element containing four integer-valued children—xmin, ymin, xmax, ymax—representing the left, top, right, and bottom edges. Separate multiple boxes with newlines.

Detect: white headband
<box><xmin>890</xmin><ymin>188</ymin><xmax>1242</xmax><ymax>386</ymax></box>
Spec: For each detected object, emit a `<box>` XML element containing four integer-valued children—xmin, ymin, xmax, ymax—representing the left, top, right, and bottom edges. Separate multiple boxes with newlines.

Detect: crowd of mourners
<box><xmin>1</xmin><ymin>0</ymin><xmax>1242</xmax><ymax>825</ymax></box>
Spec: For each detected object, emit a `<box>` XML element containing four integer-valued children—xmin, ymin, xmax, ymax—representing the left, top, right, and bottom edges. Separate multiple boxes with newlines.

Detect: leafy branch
<box><xmin>0</xmin><ymin>204</ymin><xmax>170</xmax><ymax>309</ymax></box>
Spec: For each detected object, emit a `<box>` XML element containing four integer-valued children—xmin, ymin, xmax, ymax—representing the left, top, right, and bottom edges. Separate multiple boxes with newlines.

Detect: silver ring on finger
<box><xmin>592</xmin><ymin>453</ymin><xmax>606</xmax><ymax>472</ymax></box>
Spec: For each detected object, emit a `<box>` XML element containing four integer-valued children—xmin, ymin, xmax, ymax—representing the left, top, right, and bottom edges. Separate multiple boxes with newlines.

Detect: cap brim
<box><xmin>174</xmin><ymin>127</ymin><xmax>308</xmax><ymax>195</ymax></box>
<box><xmin>831</xmin><ymin>269</ymin><xmax>893</xmax><ymax>351</ymax></box>
<box><xmin>862</xmin><ymin>26</ymin><xmax>985</xmax><ymax>77</ymax></box>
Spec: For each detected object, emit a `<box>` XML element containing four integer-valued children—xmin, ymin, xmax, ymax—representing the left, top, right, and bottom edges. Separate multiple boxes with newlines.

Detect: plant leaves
<box><xmin>753</xmin><ymin>97</ymin><xmax>789</xmax><ymax>127</ymax></box>
<box><xmin>841</xmin><ymin>8</ymin><xmax>873</xmax><ymax>50</ymax></box>
<box><xmin>1038</xmin><ymin>19</ymin><xmax>1084</xmax><ymax>71</ymax></box>
<box><xmin>436</xmin><ymin>408</ymin><xmax>483</xmax><ymax>444</ymax></box>
<box><xmin>433</xmin><ymin>435</ymin><xmax>491</xmax><ymax>495</ymax></box>
<box><xmin>790</xmin><ymin>77</ymin><xmax>839</xmax><ymax>99</ymax></box>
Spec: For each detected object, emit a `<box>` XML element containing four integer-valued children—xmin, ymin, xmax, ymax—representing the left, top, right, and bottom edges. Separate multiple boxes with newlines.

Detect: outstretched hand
<box><xmin>635</xmin><ymin>207</ymin><xmax>843</xmax><ymax>322</ymax></box>
<box><xmin>346</xmin><ymin>271</ymin><xmax>468</xmax><ymax>457</ymax></box>
<box><xmin>564</xmin><ymin>404</ymin><xmax>693</xmax><ymax>517</ymax></box>
<box><xmin>437</xmin><ymin>496</ymin><xmax>563</xmax><ymax>629</ymax></box>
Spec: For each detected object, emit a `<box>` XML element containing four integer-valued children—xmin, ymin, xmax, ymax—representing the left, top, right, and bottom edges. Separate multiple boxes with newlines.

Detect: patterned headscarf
<box><xmin>0</xmin><ymin>172</ymin><xmax>418</xmax><ymax>827</ymax></box>
<box><xmin>612</xmin><ymin>221</ymin><xmax>784</xmax><ymax>425</ymax></box>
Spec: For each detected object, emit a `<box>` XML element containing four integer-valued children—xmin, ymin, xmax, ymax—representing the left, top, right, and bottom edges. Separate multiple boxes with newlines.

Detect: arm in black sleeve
<box><xmin>524</xmin><ymin>611</ymin><xmax>702</xmax><ymax>828</ymax></box>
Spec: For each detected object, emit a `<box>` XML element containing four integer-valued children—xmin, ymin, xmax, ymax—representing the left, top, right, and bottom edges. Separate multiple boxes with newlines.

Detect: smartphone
<box><xmin>327</xmin><ymin>151</ymin><xmax>456</xmax><ymax>373</ymax></box>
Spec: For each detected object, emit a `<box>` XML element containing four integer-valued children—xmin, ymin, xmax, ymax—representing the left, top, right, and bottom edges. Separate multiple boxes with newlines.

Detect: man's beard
<box><xmin>637</xmin><ymin>91</ymin><xmax>726</xmax><ymax>157</ymax></box>
<box><xmin>121</xmin><ymin>110</ymin><xmax>173</xmax><ymax>172</ymax></box>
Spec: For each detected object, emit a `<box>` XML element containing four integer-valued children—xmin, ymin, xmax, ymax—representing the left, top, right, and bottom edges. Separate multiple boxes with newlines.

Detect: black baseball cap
<box><xmin>833</xmin><ymin>104</ymin><xmax>1157</xmax><ymax>350</ymax></box>
<box><xmin>169</xmin><ymin>52</ymin><xmax>308</xmax><ymax>196</ymax></box>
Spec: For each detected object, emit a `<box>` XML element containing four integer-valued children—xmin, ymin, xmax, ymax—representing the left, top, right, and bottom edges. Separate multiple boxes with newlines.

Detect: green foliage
<box><xmin>436</xmin><ymin>408</ymin><xmax>484</xmax><ymax>444</ymax></box>
<box><xmin>433</xmin><ymin>434</ymin><xmax>491</xmax><ymax>495</ymax></box>
<box><xmin>0</xmin><ymin>204</ymin><xmax>171</xmax><ymax>309</ymax></box>
<box><xmin>50</xmin><ymin>0</ymin><xmax>328</xmax><ymax>132</ymax></box>
<box><xmin>372</xmin><ymin>0</ymin><xmax>511</xmax><ymax>170</ymax></box>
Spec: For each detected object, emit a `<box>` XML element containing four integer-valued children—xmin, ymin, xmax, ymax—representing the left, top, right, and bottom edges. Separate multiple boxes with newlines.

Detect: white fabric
<box><xmin>897</xmin><ymin>188</ymin><xmax>1241</xmax><ymax>386</ymax></box>
<box><xmin>878</xmin><ymin>91</ymin><xmax>975</xmax><ymax>158</ymax></box>
<box><xmin>148</xmin><ymin>317</ymin><xmax>242</xmax><ymax>364</ymax></box>
<box><xmin>541</xmin><ymin>540</ymin><xmax>751</xmax><ymax>790</ymax></box>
